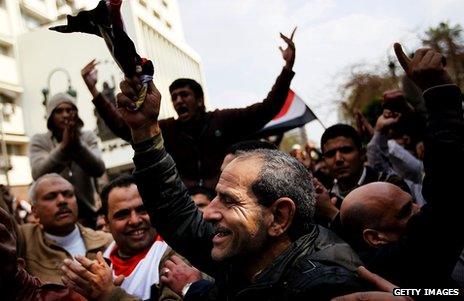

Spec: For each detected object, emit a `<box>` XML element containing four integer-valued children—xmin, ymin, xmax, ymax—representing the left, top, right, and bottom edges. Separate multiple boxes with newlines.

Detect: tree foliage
<box><xmin>422</xmin><ymin>22</ymin><xmax>464</xmax><ymax>88</ymax></box>
<box><xmin>339</xmin><ymin>65</ymin><xmax>398</xmax><ymax>125</ymax></box>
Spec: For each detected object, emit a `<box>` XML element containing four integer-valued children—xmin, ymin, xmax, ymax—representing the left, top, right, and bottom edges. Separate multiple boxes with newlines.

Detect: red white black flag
<box><xmin>258</xmin><ymin>89</ymin><xmax>317</xmax><ymax>136</ymax></box>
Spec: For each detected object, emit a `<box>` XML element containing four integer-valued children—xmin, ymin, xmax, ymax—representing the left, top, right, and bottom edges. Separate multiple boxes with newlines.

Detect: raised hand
<box><xmin>81</xmin><ymin>59</ymin><xmax>100</xmax><ymax>97</ymax></box>
<box><xmin>354</xmin><ymin>109</ymin><xmax>374</xmax><ymax>140</ymax></box>
<box><xmin>61</xmin><ymin>112</ymin><xmax>81</xmax><ymax>152</ymax></box>
<box><xmin>160</xmin><ymin>255</ymin><xmax>202</xmax><ymax>295</ymax></box>
<box><xmin>279</xmin><ymin>27</ymin><xmax>297</xmax><ymax>70</ymax></box>
<box><xmin>61</xmin><ymin>252</ymin><xmax>124</xmax><ymax>301</ymax></box>
<box><xmin>375</xmin><ymin>110</ymin><xmax>401</xmax><ymax>133</ymax></box>
<box><xmin>394</xmin><ymin>43</ymin><xmax>452</xmax><ymax>91</ymax></box>
<box><xmin>116</xmin><ymin>77</ymin><xmax>162</xmax><ymax>143</ymax></box>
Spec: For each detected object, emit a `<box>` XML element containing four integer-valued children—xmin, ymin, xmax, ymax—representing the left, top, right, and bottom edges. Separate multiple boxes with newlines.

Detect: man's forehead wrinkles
<box><xmin>217</xmin><ymin>173</ymin><xmax>247</xmax><ymax>199</ymax></box>
<box><xmin>39</xmin><ymin>183</ymin><xmax>74</xmax><ymax>195</ymax></box>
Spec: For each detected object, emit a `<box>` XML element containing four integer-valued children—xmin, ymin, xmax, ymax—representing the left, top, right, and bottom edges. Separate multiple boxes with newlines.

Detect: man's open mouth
<box><xmin>177</xmin><ymin>106</ymin><xmax>189</xmax><ymax>115</ymax></box>
<box><xmin>213</xmin><ymin>226</ymin><xmax>232</xmax><ymax>243</ymax></box>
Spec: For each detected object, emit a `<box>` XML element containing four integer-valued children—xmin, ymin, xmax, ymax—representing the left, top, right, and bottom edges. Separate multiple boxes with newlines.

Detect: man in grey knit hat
<box><xmin>28</xmin><ymin>93</ymin><xmax>105</xmax><ymax>226</ymax></box>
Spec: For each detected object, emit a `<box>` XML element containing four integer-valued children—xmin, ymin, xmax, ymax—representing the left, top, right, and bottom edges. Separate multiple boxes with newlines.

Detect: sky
<box><xmin>178</xmin><ymin>0</ymin><xmax>464</xmax><ymax>145</ymax></box>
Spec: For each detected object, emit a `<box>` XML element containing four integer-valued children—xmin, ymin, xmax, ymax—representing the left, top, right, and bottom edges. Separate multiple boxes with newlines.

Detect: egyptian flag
<box><xmin>258</xmin><ymin>89</ymin><xmax>317</xmax><ymax>136</ymax></box>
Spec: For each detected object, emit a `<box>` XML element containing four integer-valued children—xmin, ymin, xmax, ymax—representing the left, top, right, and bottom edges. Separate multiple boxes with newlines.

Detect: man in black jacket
<box><xmin>114</xmin><ymin>72</ymin><xmax>365</xmax><ymax>299</ymax></box>
<box><xmin>340</xmin><ymin>44</ymin><xmax>464</xmax><ymax>289</ymax></box>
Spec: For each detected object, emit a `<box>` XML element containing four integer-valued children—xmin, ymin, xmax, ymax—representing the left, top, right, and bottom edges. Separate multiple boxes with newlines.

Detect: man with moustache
<box><xmin>19</xmin><ymin>173</ymin><xmax>112</xmax><ymax>284</ymax></box>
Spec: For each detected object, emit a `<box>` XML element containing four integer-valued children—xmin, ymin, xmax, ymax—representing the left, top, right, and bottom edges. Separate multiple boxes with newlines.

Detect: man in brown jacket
<box><xmin>82</xmin><ymin>29</ymin><xmax>296</xmax><ymax>190</ymax></box>
<box><xmin>19</xmin><ymin>173</ymin><xmax>112</xmax><ymax>284</ymax></box>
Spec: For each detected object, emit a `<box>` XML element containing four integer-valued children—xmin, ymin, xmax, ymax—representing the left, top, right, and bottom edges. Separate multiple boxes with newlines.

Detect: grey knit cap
<box><xmin>46</xmin><ymin>93</ymin><xmax>81</xmax><ymax>131</ymax></box>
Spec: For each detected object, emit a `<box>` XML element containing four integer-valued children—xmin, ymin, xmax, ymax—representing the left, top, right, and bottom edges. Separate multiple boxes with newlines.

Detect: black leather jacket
<box><xmin>132</xmin><ymin>138</ymin><xmax>365</xmax><ymax>300</ymax></box>
<box><xmin>186</xmin><ymin>226</ymin><xmax>365</xmax><ymax>301</ymax></box>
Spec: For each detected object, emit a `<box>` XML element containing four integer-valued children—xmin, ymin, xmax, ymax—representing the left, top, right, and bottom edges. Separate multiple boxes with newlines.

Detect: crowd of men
<box><xmin>0</xmin><ymin>26</ymin><xmax>463</xmax><ymax>301</ymax></box>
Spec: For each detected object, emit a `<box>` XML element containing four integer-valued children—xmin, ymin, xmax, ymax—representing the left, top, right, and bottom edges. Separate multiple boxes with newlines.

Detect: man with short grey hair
<box><xmin>20</xmin><ymin>173</ymin><xmax>112</xmax><ymax>284</ymax></box>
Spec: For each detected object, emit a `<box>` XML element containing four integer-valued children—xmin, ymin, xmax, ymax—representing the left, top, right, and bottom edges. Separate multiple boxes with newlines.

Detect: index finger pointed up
<box><xmin>82</xmin><ymin>59</ymin><xmax>99</xmax><ymax>72</ymax></box>
<box><xmin>290</xmin><ymin>26</ymin><xmax>297</xmax><ymax>40</ymax></box>
<box><xmin>279</xmin><ymin>32</ymin><xmax>293</xmax><ymax>46</ymax></box>
<box><xmin>89</xmin><ymin>59</ymin><xmax>99</xmax><ymax>67</ymax></box>
<box><xmin>394</xmin><ymin>43</ymin><xmax>411</xmax><ymax>74</ymax></box>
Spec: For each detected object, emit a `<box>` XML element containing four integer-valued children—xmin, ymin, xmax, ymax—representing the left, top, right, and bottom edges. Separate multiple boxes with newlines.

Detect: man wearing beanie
<box><xmin>29</xmin><ymin>92</ymin><xmax>105</xmax><ymax>227</ymax></box>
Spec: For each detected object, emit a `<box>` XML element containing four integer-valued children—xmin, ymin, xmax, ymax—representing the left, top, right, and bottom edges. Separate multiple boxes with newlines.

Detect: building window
<box><xmin>153</xmin><ymin>10</ymin><xmax>160</xmax><ymax>19</ymax></box>
<box><xmin>161</xmin><ymin>0</ymin><xmax>168</xmax><ymax>8</ymax></box>
<box><xmin>165</xmin><ymin>21</ymin><xmax>171</xmax><ymax>29</ymax></box>
<box><xmin>3</xmin><ymin>144</ymin><xmax>27</xmax><ymax>156</ymax></box>
<box><xmin>0</xmin><ymin>93</ymin><xmax>15</xmax><ymax>106</ymax></box>
<box><xmin>0</xmin><ymin>93</ymin><xmax>16</xmax><ymax>123</ymax></box>
<box><xmin>139</xmin><ymin>0</ymin><xmax>147</xmax><ymax>8</ymax></box>
<box><xmin>0</xmin><ymin>43</ymin><xmax>13</xmax><ymax>57</ymax></box>
<box><xmin>0</xmin><ymin>0</ymin><xmax>5</xmax><ymax>8</ymax></box>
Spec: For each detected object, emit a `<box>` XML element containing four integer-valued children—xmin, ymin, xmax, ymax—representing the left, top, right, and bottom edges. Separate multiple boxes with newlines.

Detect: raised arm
<box><xmin>81</xmin><ymin>60</ymin><xmax>132</xmax><ymax>141</ymax></box>
<box><xmin>218</xmin><ymin>28</ymin><xmax>297</xmax><ymax>137</ymax></box>
<box><xmin>116</xmin><ymin>77</ymin><xmax>216</xmax><ymax>274</ymax></box>
<box><xmin>366</xmin><ymin>111</ymin><xmax>402</xmax><ymax>174</ymax></box>
<box><xmin>367</xmin><ymin>106</ymin><xmax>424</xmax><ymax>184</ymax></box>
<box><xmin>393</xmin><ymin>43</ymin><xmax>462</xmax><ymax>201</ymax></box>
<box><xmin>372</xmin><ymin>44</ymin><xmax>464</xmax><ymax>286</ymax></box>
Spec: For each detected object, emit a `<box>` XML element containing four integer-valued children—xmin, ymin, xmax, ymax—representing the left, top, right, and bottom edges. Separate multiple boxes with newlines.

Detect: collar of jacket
<box><xmin>251</xmin><ymin>225</ymin><xmax>319</xmax><ymax>286</ymax></box>
<box><xmin>219</xmin><ymin>224</ymin><xmax>320</xmax><ymax>297</ymax></box>
<box><xmin>232</xmin><ymin>224</ymin><xmax>362</xmax><ymax>296</ymax></box>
